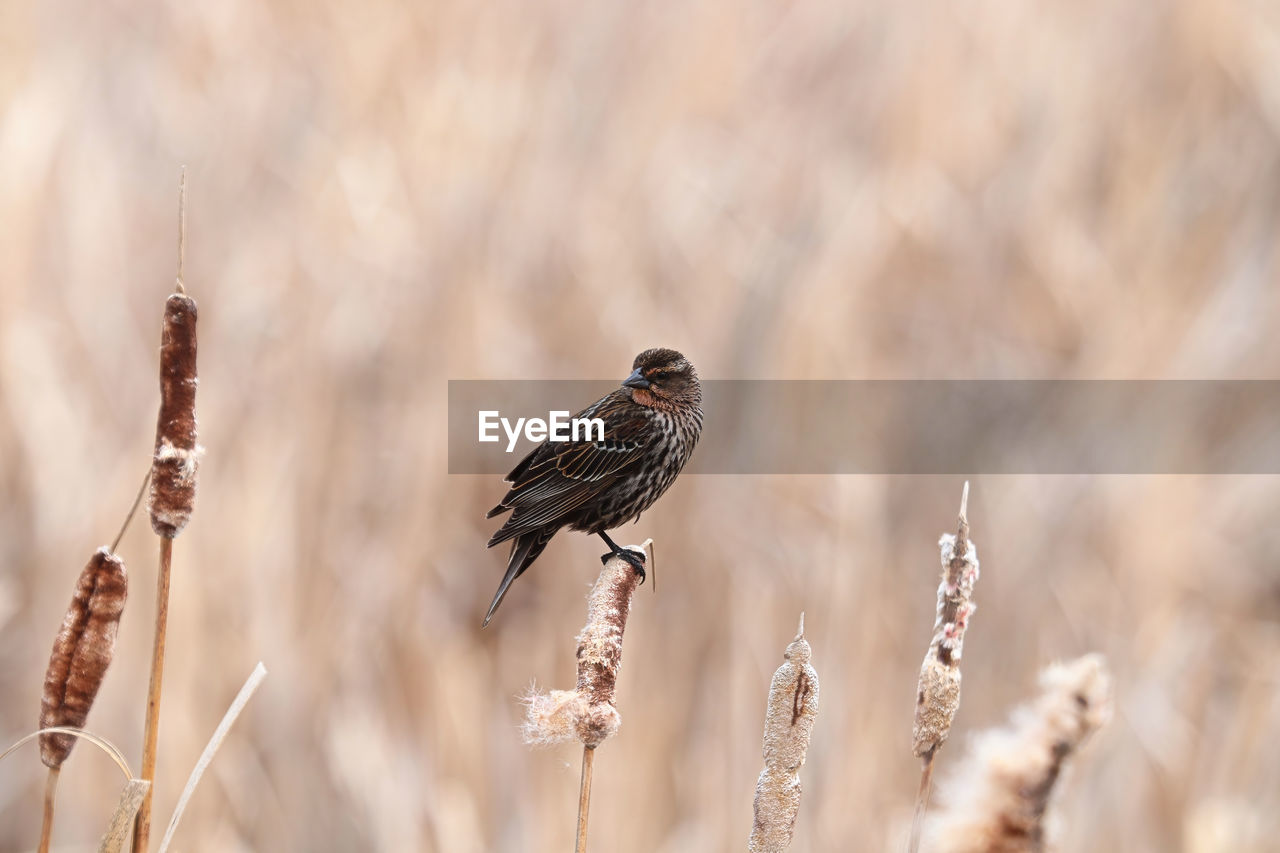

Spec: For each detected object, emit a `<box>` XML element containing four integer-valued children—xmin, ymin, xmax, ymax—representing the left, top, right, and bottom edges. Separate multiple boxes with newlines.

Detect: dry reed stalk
<box><xmin>748</xmin><ymin>613</ymin><xmax>819</xmax><ymax>853</ymax></box>
<box><xmin>908</xmin><ymin>482</ymin><xmax>980</xmax><ymax>853</ymax></box>
<box><xmin>37</xmin><ymin>547</ymin><xmax>128</xmax><ymax>853</ymax></box>
<box><xmin>521</xmin><ymin>541</ymin><xmax>648</xmax><ymax>853</ymax></box>
<box><xmin>135</xmin><ymin>171</ymin><xmax>200</xmax><ymax>853</ymax></box>
<box><xmin>157</xmin><ymin>661</ymin><xmax>268</xmax><ymax>853</ymax></box>
<box><xmin>926</xmin><ymin>654</ymin><xmax>1112</xmax><ymax>853</ymax></box>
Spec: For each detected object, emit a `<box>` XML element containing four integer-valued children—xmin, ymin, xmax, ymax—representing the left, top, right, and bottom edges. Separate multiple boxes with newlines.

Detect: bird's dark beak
<box><xmin>622</xmin><ymin>368</ymin><xmax>651</xmax><ymax>390</ymax></box>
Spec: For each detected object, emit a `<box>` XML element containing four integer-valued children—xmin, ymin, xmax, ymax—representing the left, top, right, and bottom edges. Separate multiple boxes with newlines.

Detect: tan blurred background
<box><xmin>2</xmin><ymin>0</ymin><xmax>1279</xmax><ymax>850</ymax></box>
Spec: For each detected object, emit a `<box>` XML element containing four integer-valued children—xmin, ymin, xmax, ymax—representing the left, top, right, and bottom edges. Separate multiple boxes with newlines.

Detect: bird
<box><xmin>483</xmin><ymin>348</ymin><xmax>703</xmax><ymax>626</ymax></box>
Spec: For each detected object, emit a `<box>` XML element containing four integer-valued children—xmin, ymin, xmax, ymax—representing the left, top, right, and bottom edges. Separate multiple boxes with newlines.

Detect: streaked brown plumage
<box><xmin>483</xmin><ymin>348</ymin><xmax>702</xmax><ymax>625</ymax></box>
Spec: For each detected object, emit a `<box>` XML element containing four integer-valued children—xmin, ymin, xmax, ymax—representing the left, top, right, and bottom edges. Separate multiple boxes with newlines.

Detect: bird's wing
<box><xmin>486</xmin><ymin>391</ymin><xmax>650</xmax><ymax>545</ymax></box>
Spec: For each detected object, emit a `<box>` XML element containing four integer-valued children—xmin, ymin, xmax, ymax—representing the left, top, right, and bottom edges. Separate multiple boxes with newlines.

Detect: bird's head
<box><xmin>622</xmin><ymin>348</ymin><xmax>700</xmax><ymax>407</ymax></box>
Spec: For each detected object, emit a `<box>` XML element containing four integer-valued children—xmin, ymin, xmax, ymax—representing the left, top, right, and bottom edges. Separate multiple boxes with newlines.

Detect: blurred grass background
<box><xmin>1</xmin><ymin>0</ymin><xmax>1279</xmax><ymax>850</ymax></box>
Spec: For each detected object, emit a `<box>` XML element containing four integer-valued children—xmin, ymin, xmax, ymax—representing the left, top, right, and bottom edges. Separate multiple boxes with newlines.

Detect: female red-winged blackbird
<box><xmin>483</xmin><ymin>348</ymin><xmax>702</xmax><ymax>625</ymax></box>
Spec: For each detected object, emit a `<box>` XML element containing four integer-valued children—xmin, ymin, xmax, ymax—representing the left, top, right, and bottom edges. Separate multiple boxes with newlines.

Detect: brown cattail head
<box><xmin>927</xmin><ymin>654</ymin><xmax>1112</xmax><ymax>853</ymax></box>
<box><xmin>522</xmin><ymin>546</ymin><xmax>645</xmax><ymax>748</ymax></box>
<box><xmin>149</xmin><ymin>292</ymin><xmax>200</xmax><ymax>537</ymax></box>
<box><xmin>749</xmin><ymin>614</ymin><xmax>820</xmax><ymax>853</ymax></box>
<box><xmin>39</xmin><ymin>548</ymin><xmax>128</xmax><ymax>768</ymax></box>
<box><xmin>913</xmin><ymin>485</ymin><xmax>980</xmax><ymax>758</ymax></box>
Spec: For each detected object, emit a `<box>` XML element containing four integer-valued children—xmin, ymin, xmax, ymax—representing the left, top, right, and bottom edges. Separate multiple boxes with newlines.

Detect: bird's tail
<box><xmin>482</xmin><ymin>528</ymin><xmax>555</xmax><ymax>627</ymax></box>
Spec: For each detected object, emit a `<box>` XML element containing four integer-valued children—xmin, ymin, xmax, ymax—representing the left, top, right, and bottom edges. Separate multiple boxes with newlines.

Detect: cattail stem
<box><xmin>575</xmin><ymin>745</ymin><xmax>595</xmax><ymax>853</ymax></box>
<box><xmin>907</xmin><ymin>753</ymin><xmax>935</xmax><ymax>853</ymax></box>
<box><xmin>132</xmin><ymin>536</ymin><xmax>173</xmax><ymax>853</ymax></box>
<box><xmin>37</xmin><ymin>766</ymin><xmax>59</xmax><ymax>853</ymax></box>
<box><xmin>175</xmin><ymin>167</ymin><xmax>186</xmax><ymax>295</ymax></box>
<box><xmin>112</xmin><ymin>468</ymin><xmax>152</xmax><ymax>553</ymax></box>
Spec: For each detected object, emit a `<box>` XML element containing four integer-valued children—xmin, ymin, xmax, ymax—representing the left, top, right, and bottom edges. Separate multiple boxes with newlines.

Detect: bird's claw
<box><xmin>600</xmin><ymin>547</ymin><xmax>647</xmax><ymax>584</ymax></box>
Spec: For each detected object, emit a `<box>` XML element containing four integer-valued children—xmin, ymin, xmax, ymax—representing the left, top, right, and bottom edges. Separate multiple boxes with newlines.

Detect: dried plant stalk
<box><xmin>909</xmin><ymin>482</ymin><xmax>979</xmax><ymax>853</ymax></box>
<box><xmin>39</xmin><ymin>548</ymin><xmax>128</xmax><ymax>768</ymax></box>
<box><xmin>927</xmin><ymin>654</ymin><xmax>1112</xmax><ymax>853</ymax></box>
<box><xmin>158</xmin><ymin>661</ymin><xmax>268</xmax><ymax>853</ymax></box>
<box><xmin>148</xmin><ymin>291</ymin><xmax>200</xmax><ymax>538</ymax></box>
<box><xmin>522</xmin><ymin>542</ymin><xmax>647</xmax><ymax>853</ymax></box>
<box><xmin>748</xmin><ymin>614</ymin><xmax>819</xmax><ymax>853</ymax></box>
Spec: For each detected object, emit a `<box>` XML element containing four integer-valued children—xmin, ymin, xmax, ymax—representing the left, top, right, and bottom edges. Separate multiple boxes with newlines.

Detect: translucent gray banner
<box><xmin>447</xmin><ymin>380</ymin><xmax>1280</xmax><ymax>474</ymax></box>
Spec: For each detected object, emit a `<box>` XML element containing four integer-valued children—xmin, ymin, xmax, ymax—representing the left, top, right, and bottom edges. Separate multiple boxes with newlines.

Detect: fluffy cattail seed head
<box><xmin>749</xmin><ymin>614</ymin><xmax>819</xmax><ymax>853</ymax></box>
<box><xmin>914</xmin><ymin>485</ymin><xmax>980</xmax><ymax>758</ymax></box>
<box><xmin>927</xmin><ymin>654</ymin><xmax>1112</xmax><ymax>853</ymax></box>
<box><xmin>39</xmin><ymin>548</ymin><xmax>128</xmax><ymax>768</ymax></box>
<box><xmin>522</xmin><ymin>546</ymin><xmax>645</xmax><ymax>748</ymax></box>
<box><xmin>149</xmin><ymin>292</ymin><xmax>200</xmax><ymax>537</ymax></box>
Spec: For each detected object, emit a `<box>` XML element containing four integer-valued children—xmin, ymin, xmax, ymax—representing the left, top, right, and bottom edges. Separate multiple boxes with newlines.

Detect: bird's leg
<box><xmin>598</xmin><ymin>531</ymin><xmax>646</xmax><ymax>583</ymax></box>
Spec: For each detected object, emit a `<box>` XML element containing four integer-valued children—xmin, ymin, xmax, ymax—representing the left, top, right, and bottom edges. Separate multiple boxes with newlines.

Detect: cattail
<box><xmin>908</xmin><ymin>482</ymin><xmax>980</xmax><ymax>853</ymax></box>
<box><xmin>135</xmin><ymin>173</ymin><xmax>199</xmax><ymax>853</ymax></box>
<box><xmin>39</xmin><ymin>548</ymin><xmax>128</xmax><ymax>768</ymax></box>
<box><xmin>748</xmin><ymin>614</ymin><xmax>819</xmax><ymax>853</ymax></box>
<box><xmin>913</xmin><ymin>483</ymin><xmax>979</xmax><ymax>758</ymax></box>
<box><xmin>522</xmin><ymin>545</ymin><xmax>646</xmax><ymax>748</ymax></box>
<box><xmin>148</xmin><ymin>291</ymin><xmax>199</xmax><ymax>538</ymax></box>
<box><xmin>926</xmin><ymin>654</ymin><xmax>1112</xmax><ymax>853</ymax></box>
<box><xmin>522</xmin><ymin>542</ymin><xmax>647</xmax><ymax>853</ymax></box>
